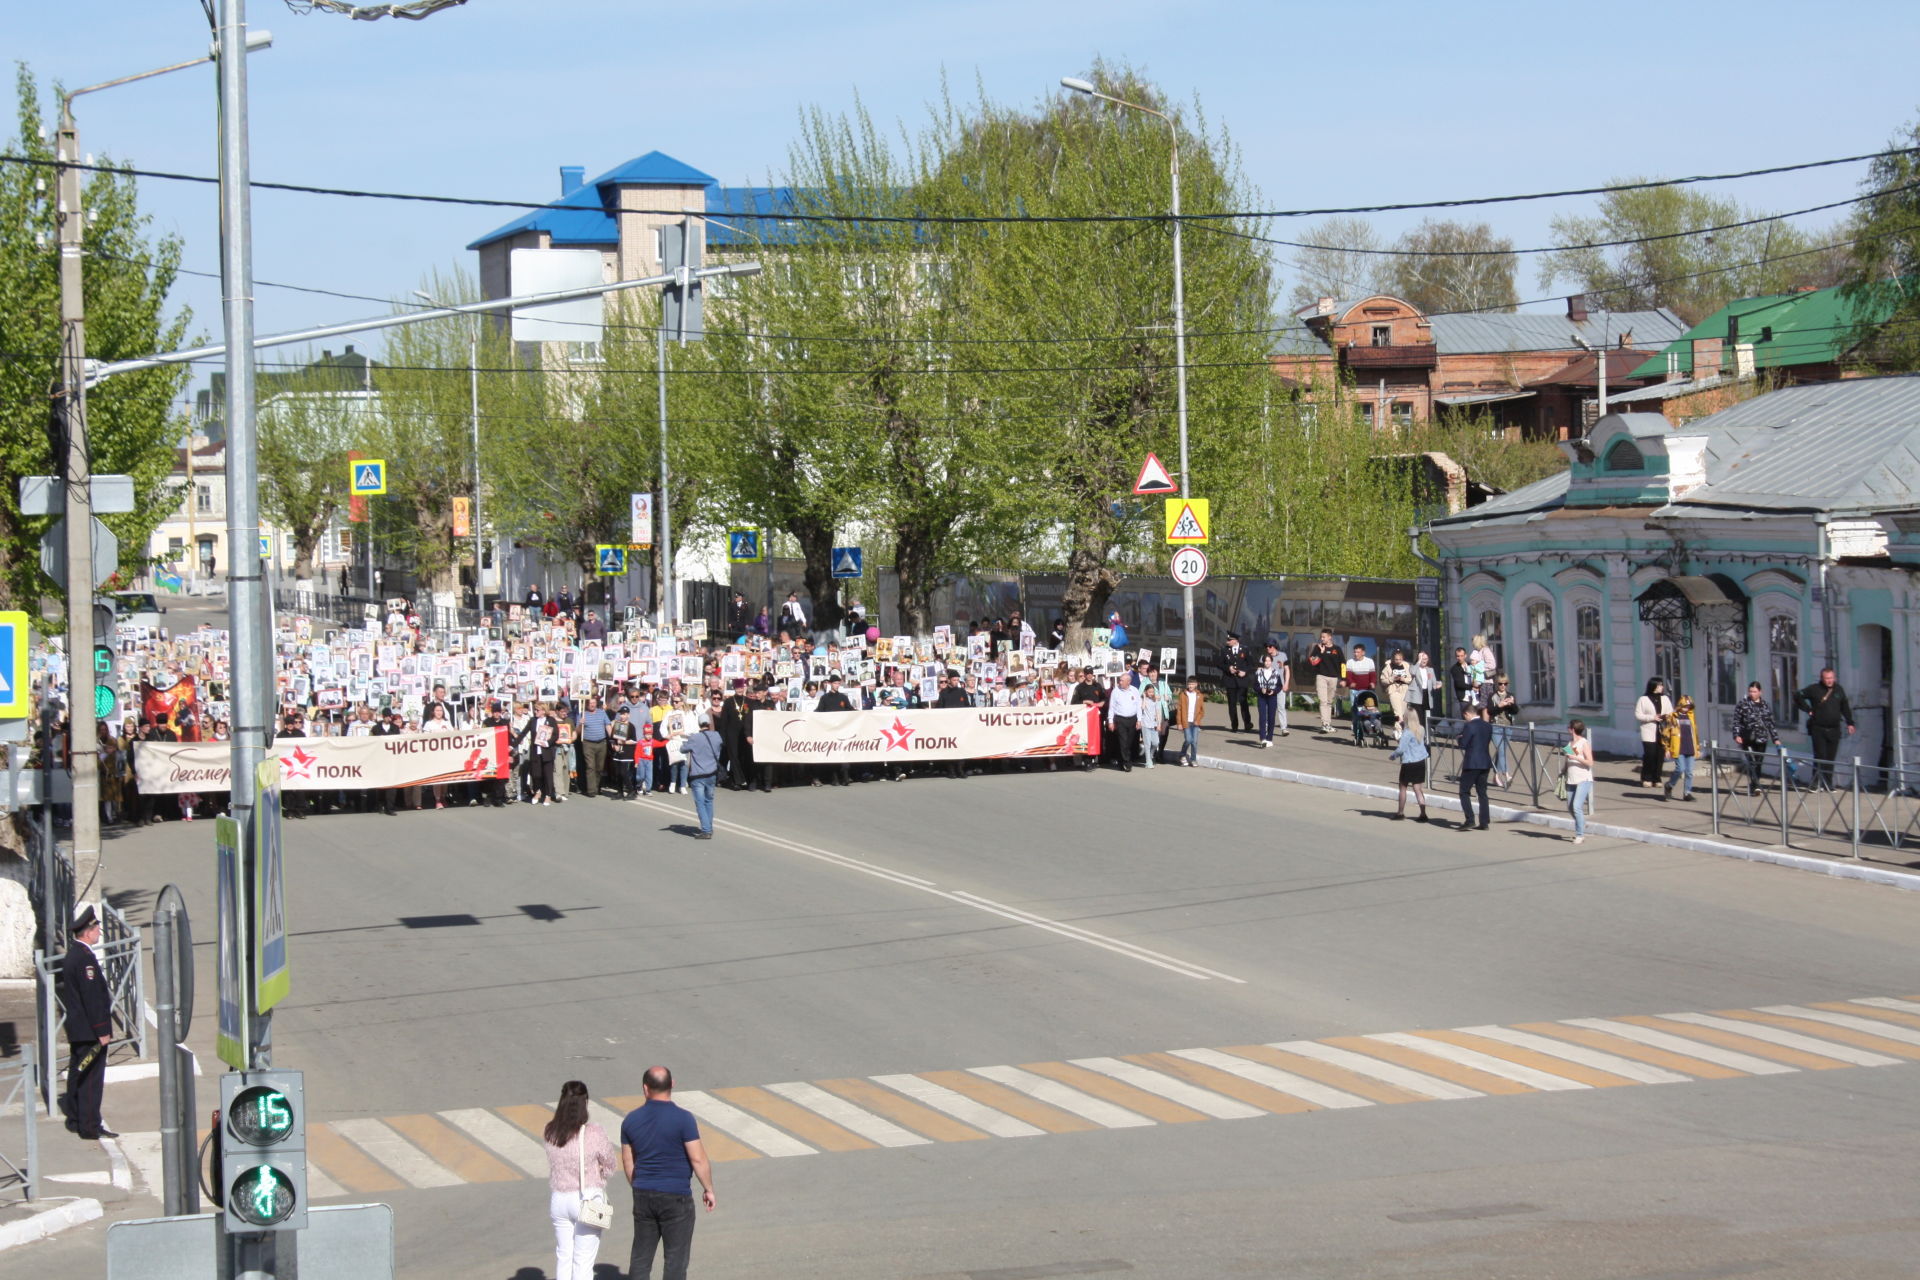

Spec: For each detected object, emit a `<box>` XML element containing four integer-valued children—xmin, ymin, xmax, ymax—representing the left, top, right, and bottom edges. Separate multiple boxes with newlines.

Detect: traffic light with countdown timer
<box><xmin>218</xmin><ymin>1069</ymin><xmax>307</xmax><ymax>1232</ymax></box>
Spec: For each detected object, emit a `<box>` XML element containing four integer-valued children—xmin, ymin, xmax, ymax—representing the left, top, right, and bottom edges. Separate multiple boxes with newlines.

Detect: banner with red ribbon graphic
<box><xmin>750</xmin><ymin>706</ymin><xmax>1100</xmax><ymax>764</ymax></box>
<box><xmin>135</xmin><ymin>727</ymin><xmax>509</xmax><ymax>795</ymax></box>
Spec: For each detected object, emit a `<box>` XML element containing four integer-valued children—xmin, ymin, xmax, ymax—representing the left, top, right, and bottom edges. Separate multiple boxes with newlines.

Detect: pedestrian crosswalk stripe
<box><xmin>1760</xmin><ymin>1004</ymin><xmax>1920</xmax><ymax>1051</ymax></box>
<box><xmin>869</xmin><ymin>1073</ymin><xmax>1047</xmax><ymax>1138</ymax></box>
<box><xmin>1404</xmin><ymin>1030</ymin><xmax>1634</xmax><ymax>1089</ymax></box>
<box><xmin>1329</xmin><ymin>1035</ymin><xmax>1535</xmax><ymax>1095</ymax></box>
<box><xmin>333</xmin><ymin>1117</ymin><xmax>464</xmax><ymax>1188</ymax></box>
<box><xmin>1170</xmin><ymin>1048</ymin><xmax>1372</xmax><ymax>1110</ymax></box>
<box><xmin>585</xmin><ymin>1101</ymin><xmax>629</xmax><ymax>1141</ymax></box>
<box><xmin>1015</xmin><ymin>1061</ymin><xmax>1212</xmax><ymax>1125</ymax></box>
<box><xmin>1835</xmin><ymin>998</ymin><xmax>1920</xmax><ymax>1029</ymax></box>
<box><xmin>765</xmin><ymin>1082</ymin><xmax>933</xmax><ymax>1148</ymax></box>
<box><xmin>287</xmin><ymin>994</ymin><xmax>1920</xmax><ymax>1198</ymax></box>
<box><xmin>672</xmin><ymin>1090</ymin><xmax>816</xmax><ymax>1157</ymax></box>
<box><xmin>1456</xmin><ymin>1026</ymin><xmax>1690</xmax><ymax>1085</ymax></box>
<box><xmin>969</xmin><ymin>1065</ymin><xmax>1156</xmax><ymax>1129</ymax></box>
<box><xmin>1564</xmin><ymin>1018</ymin><xmax>1796</xmax><ymax>1075</ymax></box>
<box><xmin>712</xmin><ymin>1086</ymin><xmax>878</xmax><ymax>1152</ymax></box>
<box><xmin>384</xmin><ymin>1113</ymin><xmax>520</xmax><ymax>1184</ymax></box>
<box><xmin>1221</xmin><ymin>1044</ymin><xmax>1427</xmax><ymax>1104</ymax></box>
<box><xmin>811</xmin><ymin>1077</ymin><xmax>991</xmax><ymax>1143</ymax></box>
<box><xmin>1651</xmin><ymin>1012</ymin><xmax>1896</xmax><ymax>1068</ymax></box>
<box><xmin>1126</xmin><ymin>1051</ymin><xmax>1327</xmax><ymax>1114</ymax></box>
<box><xmin>308</xmin><ymin>1122</ymin><xmax>406</xmax><ymax>1194</ymax></box>
<box><xmin>437</xmin><ymin>1107</ymin><xmax>551</xmax><ymax>1177</ymax></box>
<box><xmin>1270</xmin><ymin>1040</ymin><xmax>1485</xmax><ymax>1100</ymax></box>
<box><xmin>603</xmin><ymin>1095</ymin><xmax>763</xmax><ymax>1163</ymax></box>
<box><xmin>1720</xmin><ymin>1008</ymin><xmax>1920</xmax><ymax>1059</ymax></box>
<box><xmin>1515</xmin><ymin>1021</ymin><xmax>1748</xmax><ymax>1079</ymax></box>
<box><xmin>1067</xmin><ymin>1057</ymin><xmax>1267</xmax><ymax>1120</ymax></box>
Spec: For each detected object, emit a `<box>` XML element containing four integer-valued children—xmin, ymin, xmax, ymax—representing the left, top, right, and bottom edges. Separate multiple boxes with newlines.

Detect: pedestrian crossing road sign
<box><xmin>259</xmin><ymin>533</ymin><xmax>273</xmax><ymax>560</ymax></box>
<box><xmin>831</xmin><ymin>546</ymin><xmax>863</xmax><ymax>578</ymax></box>
<box><xmin>594</xmin><ymin>545</ymin><xmax>627</xmax><ymax>576</ymax></box>
<box><xmin>349</xmin><ymin>459</ymin><xmax>387</xmax><ymax>495</ymax></box>
<box><xmin>0</xmin><ymin>610</ymin><xmax>25</xmax><ymax>720</ymax></box>
<box><xmin>1164</xmin><ymin>497</ymin><xmax>1210</xmax><ymax>544</ymax></box>
<box><xmin>728</xmin><ymin>529</ymin><xmax>763</xmax><ymax>563</ymax></box>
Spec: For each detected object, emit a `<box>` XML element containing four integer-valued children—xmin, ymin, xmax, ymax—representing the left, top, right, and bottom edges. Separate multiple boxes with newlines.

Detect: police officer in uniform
<box><xmin>59</xmin><ymin>906</ymin><xmax>117</xmax><ymax>1139</ymax></box>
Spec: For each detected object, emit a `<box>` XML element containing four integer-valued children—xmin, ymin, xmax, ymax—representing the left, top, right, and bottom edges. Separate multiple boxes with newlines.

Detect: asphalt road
<box><xmin>38</xmin><ymin>751</ymin><xmax>1920</xmax><ymax>1278</ymax></box>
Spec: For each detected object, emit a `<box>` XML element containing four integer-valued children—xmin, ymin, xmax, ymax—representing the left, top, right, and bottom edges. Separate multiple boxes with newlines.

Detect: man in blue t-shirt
<box><xmin>620</xmin><ymin>1065</ymin><xmax>715</xmax><ymax>1280</ymax></box>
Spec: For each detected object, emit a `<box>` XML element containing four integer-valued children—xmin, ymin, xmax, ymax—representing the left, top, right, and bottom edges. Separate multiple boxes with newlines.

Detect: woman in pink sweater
<box><xmin>543</xmin><ymin>1080</ymin><xmax>620</xmax><ymax>1280</ymax></box>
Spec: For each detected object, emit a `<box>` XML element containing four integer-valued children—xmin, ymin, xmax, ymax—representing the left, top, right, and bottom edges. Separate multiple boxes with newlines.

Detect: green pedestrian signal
<box><xmin>94</xmin><ymin>684</ymin><xmax>116</xmax><ymax>719</ymax></box>
<box><xmin>219</xmin><ymin>1070</ymin><xmax>307</xmax><ymax>1233</ymax></box>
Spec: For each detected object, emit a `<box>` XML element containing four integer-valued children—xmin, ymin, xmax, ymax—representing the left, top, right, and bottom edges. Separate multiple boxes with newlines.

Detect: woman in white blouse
<box><xmin>1633</xmin><ymin>678</ymin><xmax>1674</xmax><ymax>789</ymax></box>
<box><xmin>543</xmin><ymin>1079</ymin><xmax>619</xmax><ymax>1280</ymax></box>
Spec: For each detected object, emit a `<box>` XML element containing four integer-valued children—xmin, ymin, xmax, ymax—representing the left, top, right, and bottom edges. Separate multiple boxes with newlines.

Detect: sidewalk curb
<box><xmin>0</xmin><ymin>1197</ymin><xmax>103</xmax><ymax>1251</ymax></box>
<box><xmin>1196</xmin><ymin>755</ymin><xmax>1920</xmax><ymax>892</ymax></box>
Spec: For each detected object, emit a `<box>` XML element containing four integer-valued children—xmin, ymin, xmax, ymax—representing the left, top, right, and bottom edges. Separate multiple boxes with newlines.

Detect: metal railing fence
<box><xmin>1707</xmin><ymin>742</ymin><xmax>1920</xmax><ymax>860</ymax></box>
<box><xmin>0</xmin><ymin>1049</ymin><xmax>39</xmax><ymax>1202</ymax></box>
<box><xmin>1423</xmin><ymin>717</ymin><xmax>1572</xmax><ymax>808</ymax></box>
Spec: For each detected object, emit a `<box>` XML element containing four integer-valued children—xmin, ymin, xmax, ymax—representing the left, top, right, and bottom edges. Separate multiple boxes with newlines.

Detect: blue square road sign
<box><xmin>831</xmin><ymin>547</ymin><xmax>863</xmax><ymax>579</ymax></box>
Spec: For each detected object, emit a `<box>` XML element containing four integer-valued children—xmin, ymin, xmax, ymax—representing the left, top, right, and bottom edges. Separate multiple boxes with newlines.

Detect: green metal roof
<box><xmin>1627</xmin><ymin>283</ymin><xmax>1891</xmax><ymax>379</ymax></box>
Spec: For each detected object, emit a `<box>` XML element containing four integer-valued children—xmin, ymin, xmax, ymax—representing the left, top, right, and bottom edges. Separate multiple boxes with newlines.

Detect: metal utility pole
<box><xmin>414</xmin><ymin>291</ymin><xmax>483</xmax><ymax>606</ymax></box>
<box><xmin>54</xmin><ymin>98</ymin><xmax>100</xmax><ymax>890</ymax></box>
<box><xmin>1061</xmin><ymin>77</ymin><xmax>1194</xmax><ymax>681</ymax></box>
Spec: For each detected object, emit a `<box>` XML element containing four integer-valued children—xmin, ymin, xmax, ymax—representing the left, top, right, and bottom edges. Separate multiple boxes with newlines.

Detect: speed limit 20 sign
<box><xmin>1170</xmin><ymin>546</ymin><xmax>1209</xmax><ymax>587</ymax></box>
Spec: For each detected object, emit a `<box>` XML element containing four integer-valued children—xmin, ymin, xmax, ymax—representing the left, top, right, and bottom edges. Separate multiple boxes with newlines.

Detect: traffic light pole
<box><xmin>55</xmin><ymin>96</ymin><xmax>100</xmax><ymax>904</ymax></box>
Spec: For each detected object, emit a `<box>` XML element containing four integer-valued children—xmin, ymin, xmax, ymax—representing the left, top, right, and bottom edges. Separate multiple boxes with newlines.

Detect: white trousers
<box><xmin>550</xmin><ymin>1189</ymin><xmax>605</xmax><ymax>1280</ymax></box>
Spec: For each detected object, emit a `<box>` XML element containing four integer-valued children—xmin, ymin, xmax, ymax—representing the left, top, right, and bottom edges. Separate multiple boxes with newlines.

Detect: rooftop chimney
<box><xmin>1566</xmin><ymin>294</ymin><xmax>1589</xmax><ymax>323</ymax></box>
<box><xmin>559</xmin><ymin>165</ymin><xmax>585</xmax><ymax>196</ymax></box>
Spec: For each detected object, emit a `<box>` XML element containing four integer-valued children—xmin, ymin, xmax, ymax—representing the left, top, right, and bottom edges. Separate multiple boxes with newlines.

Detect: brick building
<box><xmin>1270</xmin><ymin>294</ymin><xmax>1687</xmax><ymax>439</ymax></box>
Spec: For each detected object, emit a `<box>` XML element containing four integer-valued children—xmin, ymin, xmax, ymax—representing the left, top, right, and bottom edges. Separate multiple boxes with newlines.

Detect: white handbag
<box><xmin>576</xmin><ymin>1131</ymin><xmax>614</xmax><ymax>1230</ymax></box>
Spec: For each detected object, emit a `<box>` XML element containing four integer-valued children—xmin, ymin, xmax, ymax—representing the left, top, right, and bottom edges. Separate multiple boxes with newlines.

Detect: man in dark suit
<box><xmin>1457</xmin><ymin>704</ymin><xmax>1494</xmax><ymax>831</ymax></box>
<box><xmin>935</xmin><ymin>670</ymin><xmax>973</xmax><ymax>779</ymax></box>
<box><xmin>1218</xmin><ymin>632</ymin><xmax>1253</xmax><ymax>734</ymax></box>
<box><xmin>59</xmin><ymin>906</ymin><xmax>116</xmax><ymax>1139</ymax></box>
<box><xmin>814</xmin><ymin>676</ymin><xmax>855</xmax><ymax>786</ymax></box>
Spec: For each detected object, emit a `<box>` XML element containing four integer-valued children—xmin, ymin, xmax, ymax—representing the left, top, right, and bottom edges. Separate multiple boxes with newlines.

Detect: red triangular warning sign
<box><xmin>1133</xmin><ymin>452</ymin><xmax>1178</xmax><ymax>495</ymax></box>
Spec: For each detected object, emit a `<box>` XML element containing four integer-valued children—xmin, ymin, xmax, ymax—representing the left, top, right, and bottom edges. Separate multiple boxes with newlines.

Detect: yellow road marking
<box><xmin>1219</xmin><ymin>1045</ymin><xmax>1427</xmax><ymax>1103</ymax></box>
<box><xmin>384</xmin><ymin>1113</ymin><xmax>521</xmax><ymax>1183</ymax></box>
<box><xmin>1512</xmin><ymin>1022</ymin><xmax>1747</xmax><ymax>1080</ymax></box>
<box><xmin>1713</xmin><ymin>1009</ymin><xmax>1920</xmax><ymax>1060</ymax></box>
<box><xmin>1824</xmin><ymin>1001</ymin><xmax>1920</xmax><ymax>1031</ymax></box>
<box><xmin>1322</xmin><ymin>1035</ymin><xmax>1535</xmax><ymax>1094</ymax></box>
<box><xmin>603</xmin><ymin>1096</ymin><xmax>764</xmax><ymax>1162</ymax></box>
<box><xmin>812</xmin><ymin>1078</ymin><xmax>990</xmax><ymax>1143</ymax></box>
<box><xmin>916</xmin><ymin>1070</ymin><xmax>1098</xmax><ymax>1133</ymax></box>
<box><xmin>1416</xmin><ymin>1029</ymin><xmax>1641</xmax><ymax>1087</ymax></box>
<box><xmin>309</xmin><ymin>1125</ymin><xmax>404</xmax><ymax>1194</ymax></box>
<box><xmin>1618</xmin><ymin>1015</ymin><xmax>1852</xmax><ymax>1070</ymax></box>
<box><xmin>711</xmin><ymin>1086</ymin><xmax>876</xmax><ymax>1152</ymax></box>
<box><xmin>1121</xmin><ymin>1053</ymin><xmax>1318</xmax><ymax>1114</ymax></box>
<box><xmin>1016</xmin><ymin>1062</ymin><xmax>1210</xmax><ymax>1124</ymax></box>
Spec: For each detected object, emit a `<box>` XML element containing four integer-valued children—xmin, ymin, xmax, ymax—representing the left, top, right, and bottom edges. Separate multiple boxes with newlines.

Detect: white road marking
<box><xmin>968</xmin><ymin>1065</ymin><xmax>1155</xmax><ymax>1128</ymax></box>
<box><xmin>1268</xmin><ymin>1040</ymin><xmax>1484</xmax><ymax>1100</ymax></box>
<box><xmin>1657</xmin><ymin>1012</ymin><xmax>1899</xmax><ymax>1066</ymax></box>
<box><xmin>1069</xmin><ymin>1056</ymin><xmax>1268</xmax><ymax>1119</ymax></box>
<box><xmin>1456</xmin><ymin>1025</ymin><xmax>1689</xmax><ymax>1084</ymax></box>
<box><xmin>868</xmin><ymin>1074</ymin><xmax>1045</xmax><ymax>1138</ymax></box>
<box><xmin>331</xmin><ymin>1117</ymin><xmax>464</xmax><ymax>1188</ymax></box>
<box><xmin>672</xmin><ymin>1090</ymin><xmax>815</xmax><ymax>1157</ymax></box>
<box><xmin>1369</xmin><ymin>1032</ymin><xmax>1591</xmax><ymax>1091</ymax></box>
<box><xmin>1561</xmin><ymin>1018</ymin><xmax>1795</xmax><ymax>1075</ymax></box>
<box><xmin>1761</xmin><ymin>1004</ymin><xmax>1920</xmax><ymax>1047</ymax></box>
<box><xmin>586</xmin><ymin>1101</ymin><xmax>628</xmax><ymax>1142</ymax></box>
<box><xmin>438</xmin><ymin>1108</ymin><xmax>550</xmax><ymax>1177</ymax></box>
<box><xmin>115</xmin><ymin>1131</ymin><xmax>164</xmax><ymax>1197</ymax></box>
<box><xmin>97</xmin><ymin>1134</ymin><xmax>133</xmax><ymax>1191</ymax></box>
<box><xmin>628</xmin><ymin>795</ymin><xmax>1245</xmax><ymax>984</ymax></box>
<box><xmin>306</xmin><ymin>1161</ymin><xmax>347</xmax><ymax>1200</ymax></box>
<box><xmin>1166</xmin><ymin>1047</ymin><xmax>1373</xmax><ymax>1109</ymax></box>
<box><xmin>765</xmin><ymin>1082</ymin><xmax>932</xmax><ymax>1147</ymax></box>
<box><xmin>1853</xmin><ymin>996</ymin><xmax>1920</xmax><ymax>1017</ymax></box>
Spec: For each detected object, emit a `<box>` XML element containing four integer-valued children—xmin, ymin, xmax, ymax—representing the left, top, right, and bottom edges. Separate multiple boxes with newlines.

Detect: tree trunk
<box><xmin>894</xmin><ymin>521</ymin><xmax>938</xmax><ymax>635</ymax></box>
<box><xmin>788</xmin><ymin>517</ymin><xmax>840</xmax><ymax>634</ymax></box>
<box><xmin>1058</xmin><ymin>512</ymin><xmax>1120</xmax><ymax>651</ymax></box>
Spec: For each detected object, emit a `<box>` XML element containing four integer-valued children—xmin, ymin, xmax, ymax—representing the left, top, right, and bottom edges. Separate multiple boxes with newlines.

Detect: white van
<box><xmin>108</xmin><ymin>591</ymin><xmax>166</xmax><ymax>631</ymax></box>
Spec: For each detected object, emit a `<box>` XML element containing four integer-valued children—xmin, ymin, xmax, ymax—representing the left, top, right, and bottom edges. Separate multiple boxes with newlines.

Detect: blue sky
<box><xmin>15</xmin><ymin>0</ymin><xmax>1920</xmax><ymax>398</ymax></box>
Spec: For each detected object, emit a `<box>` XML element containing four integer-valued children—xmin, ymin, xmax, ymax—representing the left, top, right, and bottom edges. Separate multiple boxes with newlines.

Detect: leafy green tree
<box><xmin>0</xmin><ymin>67</ymin><xmax>191</xmax><ymax>619</ymax></box>
<box><xmin>1840</xmin><ymin>117</ymin><xmax>1920</xmax><ymax>370</ymax></box>
<box><xmin>257</xmin><ymin>360</ymin><xmax>369</xmax><ymax>582</ymax></box>
<box><xmin>1537</xmin><ymin>182</ymin><xmax>1836</xmax><ymax>324</ymax></box>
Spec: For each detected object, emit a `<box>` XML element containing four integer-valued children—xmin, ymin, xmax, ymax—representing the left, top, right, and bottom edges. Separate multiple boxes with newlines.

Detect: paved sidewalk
<box><xmin>1186</xmin><ymin>719</ymin><xmax>1920</xmax><ymax>885</ymax></box>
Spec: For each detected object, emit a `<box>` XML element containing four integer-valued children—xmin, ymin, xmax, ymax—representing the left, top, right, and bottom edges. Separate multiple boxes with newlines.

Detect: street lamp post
<box><xmin>414</xmin><ymin>290</ymin><xmax>482</xmax><ymax>608</ymax></box>
<box><xmin>1060</xmin><ymin>76</ymin><xmax>1196</xmax><ymax>683</ymax></box>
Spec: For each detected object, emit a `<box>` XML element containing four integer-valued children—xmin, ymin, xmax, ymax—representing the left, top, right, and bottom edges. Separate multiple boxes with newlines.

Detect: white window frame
<box><xmin>1516</xmin><ymin>590</ymin><xmax>1558</xmax><ymax>707</ymax></box>
<box><xmin>1570</xmin><ymin>594</ymin><xmax>1604</xmax><ymax>708</ymax></box>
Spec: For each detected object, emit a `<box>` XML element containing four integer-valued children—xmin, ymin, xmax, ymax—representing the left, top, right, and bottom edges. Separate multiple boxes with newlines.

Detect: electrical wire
<box><xmin>1</xmin><ymin>145</ymin><xmax>1913</xmax><ymax>225</ymax></box>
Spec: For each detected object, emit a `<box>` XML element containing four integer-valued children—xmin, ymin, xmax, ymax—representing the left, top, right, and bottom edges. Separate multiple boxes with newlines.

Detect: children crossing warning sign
<box><xmin>1164</xmin><ymin>497</ymin><xmax>1210</xmax><ymax>544</ymax></box>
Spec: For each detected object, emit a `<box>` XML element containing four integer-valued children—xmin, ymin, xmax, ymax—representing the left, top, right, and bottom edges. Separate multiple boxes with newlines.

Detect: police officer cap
<box><xmin>73</xmin><ymin>905</ymin><xmax>98</xmax><ymax>932</ymax></box>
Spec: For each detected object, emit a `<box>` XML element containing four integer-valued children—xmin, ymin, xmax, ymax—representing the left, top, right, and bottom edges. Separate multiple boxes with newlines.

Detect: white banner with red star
<box><xmin>134</xmin><ymin>727</ymin><xmax>511</xmax><ymax>795</ymax></box>
<box><xmin>750</xmin><ymin>706</ymin><xmax>1101</xmax><ymax>764</ymax></box>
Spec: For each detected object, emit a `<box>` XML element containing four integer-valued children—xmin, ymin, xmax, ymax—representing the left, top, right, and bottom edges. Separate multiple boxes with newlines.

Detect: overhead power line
<box><xmin>1</xmin><ymin>145</ymin><xmax>1912</xmax><ymax>225</ymax></box>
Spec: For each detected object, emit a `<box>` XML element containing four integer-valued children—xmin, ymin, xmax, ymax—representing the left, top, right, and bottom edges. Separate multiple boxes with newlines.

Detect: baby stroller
<box><xmin>1351</xmin><ymin>691</ymin><xmax>1388</xmax><ymax>748</ymax></box>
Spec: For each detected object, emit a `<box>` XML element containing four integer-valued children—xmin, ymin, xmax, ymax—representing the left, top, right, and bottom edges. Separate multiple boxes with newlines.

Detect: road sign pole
<box><xmin>657</xmin><ymin>322</ymin><xmax>674</xmax><ymax>627</ymax></box>
<box><xmin>56</xmin><ymin>96</ymin><xmax>101</xmax><ymax>901</ymax></box>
